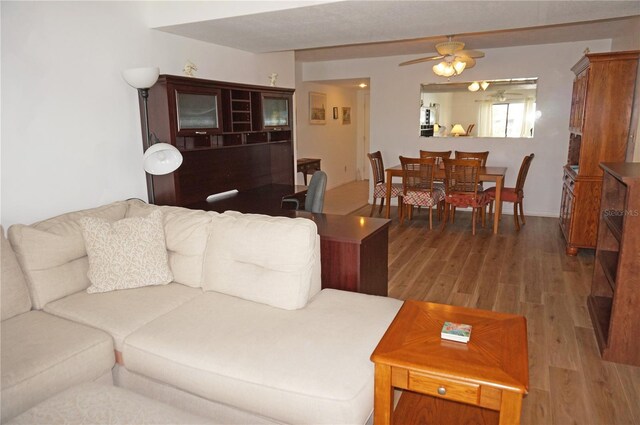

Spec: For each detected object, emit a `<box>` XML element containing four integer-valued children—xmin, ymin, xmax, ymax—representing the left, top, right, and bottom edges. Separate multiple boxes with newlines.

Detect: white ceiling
<box><xmin>154</xmin><ymin>1</ymin><xmax>640</xmax><ymax>62</ymax></box>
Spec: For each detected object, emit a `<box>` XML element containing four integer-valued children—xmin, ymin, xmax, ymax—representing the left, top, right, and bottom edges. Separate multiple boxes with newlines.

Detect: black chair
<box><xmin>282</xmin><ymin>171</ymin><xmax>327</xmax><ymax>213</ymax></box>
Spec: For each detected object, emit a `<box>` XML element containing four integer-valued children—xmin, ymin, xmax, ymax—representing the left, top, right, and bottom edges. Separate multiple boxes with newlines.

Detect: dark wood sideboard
<box><xmin>143</xmin><ymin>75</ymin><xmax>295</xmax><ymax>206</ymax></box>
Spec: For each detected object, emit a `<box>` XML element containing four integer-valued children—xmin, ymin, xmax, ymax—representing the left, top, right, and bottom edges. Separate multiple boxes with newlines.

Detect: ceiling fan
<box><xmin>475</xmin><ymin>90</ymin><xmax>523</xmax><ymax>102</ymax></box>
<box><xmin>399</xmin><ymin>36</ymin><xmax>485</xmax><ymax>77</ymax></box>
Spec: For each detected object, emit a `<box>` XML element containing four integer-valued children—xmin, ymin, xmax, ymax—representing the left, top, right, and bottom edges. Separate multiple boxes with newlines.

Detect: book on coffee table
<box><xmin>441</xmin><ymin>321</ymin><xmax>472</xmax><ymax>343</ymax></box>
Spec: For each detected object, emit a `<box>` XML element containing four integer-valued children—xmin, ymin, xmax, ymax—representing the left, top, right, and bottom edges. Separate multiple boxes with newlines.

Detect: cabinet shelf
<box><xmin>587</xmin><ymin>295</ymin><xmax>612</xmax><ymax>350</ymax></box>
<box><xmin>589</xmin><ymin>162</ymin><xmax>640</xmax><ymax>366</ymax></box>
<box><xmin>604</xmin><ymin>214</ymin><xmax>623</xmax><ymax>242</ymax></box>
<box><xmin>597</xmin><ymin>250</ymin><xmax>619</xmax><ymax>290</ymax></box>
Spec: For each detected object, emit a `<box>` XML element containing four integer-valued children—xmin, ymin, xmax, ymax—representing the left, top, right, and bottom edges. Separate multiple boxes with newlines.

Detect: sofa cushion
<box><xmin>203</xmin><ymin>212</ymin><xmax>318</xmax><ymax>310</ymax></box>
<box><xmin>43</xmin><ymin>283</ymin><xmax>201</xmax><ymax>351</ymax></box>
<box><xmin>126</xmin><ymin>201</ymin><xmax>218</xmax><ymax>288</ymax></box>
<box><xmin>1</xmin><ymin>227</ymin><xmax>32</xmax><ymax>321</ymax></box>
<box><xmin>7</xmin><ymin>201</ymin><xmax>129</xmax><ymax>309</ymax></box>
<box><xmin>1</xmin><ymin>311</ymin><xmax>114</xmax><ymax>422</ymax></box>
<box><xmin>7</xmin><ymin>383</ymin><xmax>213</xmax><ymax>425</ymax></box>
<box><xmin>123</xmin><ymin>289</ymin><xmax>402</xmax><ymax>425</ymax></box>
<box><xmin>80</xmin><ymin>210</ymin><xmax>173</xmax><ymax>293</ymax></box>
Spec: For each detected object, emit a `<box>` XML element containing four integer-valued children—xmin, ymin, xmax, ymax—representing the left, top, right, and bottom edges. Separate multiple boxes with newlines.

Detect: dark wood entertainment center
<box><xmin>139</xmin><ymin>75</ymin><xmax>390</xmax><ymax>297</ymax></box>
<box><xmin>145</xmin><ymin>75</ymin><xmax>295</xmax><ymax>206</ymax></box>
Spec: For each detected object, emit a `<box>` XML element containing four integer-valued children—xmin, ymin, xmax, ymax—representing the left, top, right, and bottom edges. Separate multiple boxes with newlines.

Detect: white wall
<box><xmin>302</xmin><ymin>40</ymin><xmax>612</xmax><ymax>216</ymax></box>
<box><xmin>1</xmin><ymin>2</ymin><xmax>295</xmax><ymax>227</ymax></box>
<box><xmin>294</xmin><ymin>80</ymin><xmax>359</xmax><ymax>189</ymax></box>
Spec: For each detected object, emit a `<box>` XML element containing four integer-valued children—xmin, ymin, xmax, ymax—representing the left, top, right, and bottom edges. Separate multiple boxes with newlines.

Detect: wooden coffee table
<box><xmin>370</xmin><ymin>301</ymin><xmax>528</xmax><ymax>425</ymax></box>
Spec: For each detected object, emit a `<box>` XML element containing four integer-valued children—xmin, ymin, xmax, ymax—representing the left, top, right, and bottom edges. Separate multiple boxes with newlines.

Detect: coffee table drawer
<box><xmin>408</xmin><ymin>371</ymin><xmax>480</xmax><ymax>405</ymax></box>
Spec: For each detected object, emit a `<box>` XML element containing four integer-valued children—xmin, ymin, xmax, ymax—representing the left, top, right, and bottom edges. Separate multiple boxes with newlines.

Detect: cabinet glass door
<box><xmin>177</xmin><ymin>92</ymin><xmax>220</xmax><ymax>131</ymax></box>
<box><xmin>262</xmin><ymin>95</ymin><xmax>290</xmax><ymax>128</ymax></box>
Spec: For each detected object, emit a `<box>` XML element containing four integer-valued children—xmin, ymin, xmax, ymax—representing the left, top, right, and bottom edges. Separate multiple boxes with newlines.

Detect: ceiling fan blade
<box><xmin>399</xmin><ymin>55</ymin><xmax>444</xmax><ymax>66</ymax></box>
<box><xmin>458</xmin><ymin>49</ymin><xmax>485</xmax><ymax>59</ymax></box>
<box><xmin>457</xmin><ymin>57</ymin><xmax>476</xmax><ymax>69</ymax></box>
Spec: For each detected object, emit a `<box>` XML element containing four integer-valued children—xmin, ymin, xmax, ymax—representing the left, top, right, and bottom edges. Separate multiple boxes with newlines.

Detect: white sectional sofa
<box><xmin>1</xmin><ymin>199</ymin><xmax>402</xmax><ymax>424</ymax></box>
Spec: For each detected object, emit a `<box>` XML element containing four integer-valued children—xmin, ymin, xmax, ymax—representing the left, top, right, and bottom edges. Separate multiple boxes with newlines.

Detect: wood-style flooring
<box><xmin>349</xmin><ymin>204</ymin><xmax>640</xmax><ymax>425</ymax></box>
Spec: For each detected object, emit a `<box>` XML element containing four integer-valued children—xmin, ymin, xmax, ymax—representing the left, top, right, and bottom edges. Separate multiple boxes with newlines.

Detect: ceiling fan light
<box><xmin>468</xmin><ymin>82</ymin><xmax>480</xmax><ymax>92</ymax></box>
<box><xmin>453</xmin><ymin>60</ymin><xmax>466</xmax><ymax>75</ymax></box>
<box><xmin>481</xmin><ymin>81</ymin><xmax>490</xmax><ymax>90</ymax></box>
<box><xmin>433</xmin><ymin>62</ymin><xmax>452</xmax><ymax>77</ymax></box>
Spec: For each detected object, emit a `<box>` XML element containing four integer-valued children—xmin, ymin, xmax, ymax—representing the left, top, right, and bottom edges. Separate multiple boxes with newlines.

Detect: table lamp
<box><xmin>450</xmin><ymin>124</ymin><xmax>466</xmax><ymax>137</ymax></box>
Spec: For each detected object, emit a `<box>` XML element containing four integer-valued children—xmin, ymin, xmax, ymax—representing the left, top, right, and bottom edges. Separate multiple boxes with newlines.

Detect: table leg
<box><xmin>493</xmin><ymin>175</ymin><xmax>504</xmax><ymax>234</ymax></box>
<box><xmin>374</xmin><ymin>363</ymin><xmax>394</xmax><ymax>425</ymax></box>
<box><xmin>303</xmin><ymin>172</ymin><xmax>308</xmax><ymax>186</ymax></box>
<box><xmin>385</xmin><ymin>171</ymin><xmax>393</xmax><ymax>219</ymax></box>
<box><xmin>498</xmin><ymin>391</ymin><xmax>523</xmax><ymax>424</ymax></box>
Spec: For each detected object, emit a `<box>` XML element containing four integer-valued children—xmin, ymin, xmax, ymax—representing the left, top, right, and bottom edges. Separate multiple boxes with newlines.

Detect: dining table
<box><xmin>384</xmin><ymin>164</ymin><xmax>508</xmax><ymax>234</ymax></box>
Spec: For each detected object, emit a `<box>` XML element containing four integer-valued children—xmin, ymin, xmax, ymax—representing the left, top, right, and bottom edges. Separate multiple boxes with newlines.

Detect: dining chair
<box><xmin>450</xmin><ymin>151</ymin><xmax>489</xmax><ymax>221</ymax></box>
<box><xmin>419</xmin><ymin>150</ymin><xmax>452</xmax><ymax>163</ymax></box>
<box><xmin>454</xmin><ymin>150</ymin><xmax>489</xmax><ymax>166</ymax></box>
<box><xmin>281</xmin><ymin>171</ymin><xmax>327</xmax><ymax>213</ymax></box>
<box><xmin>442</xmin><ymin>158</ymin><xmax>490</xmax><ymax>235</ymax></box>
<box><xmin>399</xmin><ymin>156</ymin><xmax>445</xmax><ymax>230</ymax></box>
<box><xmin>486</xmin><ymin>153</ymin><xmax>535</xmax><ymax>230</ymax></box>
<box><xmin>367</xmin><ymin>151</ymin><xmax>403</xmax><ymax>217</ymax></box>
<box><xmin>466</xmin><ymin>124</ymin><xmax>475</xmax><ymax>136</ymax></box>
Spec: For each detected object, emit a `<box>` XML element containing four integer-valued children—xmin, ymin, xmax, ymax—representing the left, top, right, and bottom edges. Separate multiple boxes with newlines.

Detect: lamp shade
<box><xmin>122</xmin><ymin>67</ymin><xmax>160</xmax><ymax>89</ymax></box>
<box><xmin>143</xmin><ymin>143</ymin><xmax>183</xmax><ymax>175</ymax></box>
<box><xmin>468</xmin><ymin>82</ymin><xmax>480</xmax><ymax>92</ymax></box>
<box><xmin>453</xmin><ymin>60</ymin><xmax>466</xmax><ymax>74</ymax></box>
<box><xmin>450</xmin><ymin>124</ymin><xmax>466</xmax><ymax>136</ymax></box>
<box><xmin>433</xmin><ymin>62</ymin><xmax>456</xmax><ymax>77</ymax></box>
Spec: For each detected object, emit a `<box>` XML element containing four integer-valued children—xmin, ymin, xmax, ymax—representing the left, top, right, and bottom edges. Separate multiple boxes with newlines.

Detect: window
<box><xmin>491</xmin><ymin>102</ymin><xmax>525</xmax><ymax>137</ymax></box>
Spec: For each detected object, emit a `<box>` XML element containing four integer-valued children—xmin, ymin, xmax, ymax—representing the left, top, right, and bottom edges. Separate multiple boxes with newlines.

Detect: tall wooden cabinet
<box><xmin>589</xmin><ymin>163</ymin><xmax>640</xmax><ymax>366</ymax></box>
<box><xmin>560</xmin><ymin>51</ymin><xmax>640</xmax><ymax>255</ymax></box>
<box><xmin>144</xmin><ymin>75</ymin><xmax>295</xmax><ymax>206</ymax></box>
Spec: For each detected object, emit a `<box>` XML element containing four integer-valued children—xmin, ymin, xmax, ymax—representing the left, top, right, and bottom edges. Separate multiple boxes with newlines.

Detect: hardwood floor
<box><xmin>322</xmin><ymin>180</ymin><xmax>370</xmax><ymax>215</ymax></box>
<box><xmin>349</xmin><ymin>204</ymin><xmax>640</xmax><ymax>425</ymax></box>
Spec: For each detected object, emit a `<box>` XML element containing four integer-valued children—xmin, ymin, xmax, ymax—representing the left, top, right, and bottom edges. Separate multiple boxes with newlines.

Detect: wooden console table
<box><xmin>186</xmin><ymin>187</ymin><xmax>390</xmax><ymax>297</ymax></box>
<box><xmin>371</xmin><ymin>301</ymin><xmax>528</xmax><ymax>424</ymax></box>
<box><xmin>297</xmin><ymin>158</ymin><xmax>321</xmax><ymax>185</ymax></box>
<box><xmin>296</xmin><ymin>212</ymin><xmax>389</xmax><ymax>296</ymax></box>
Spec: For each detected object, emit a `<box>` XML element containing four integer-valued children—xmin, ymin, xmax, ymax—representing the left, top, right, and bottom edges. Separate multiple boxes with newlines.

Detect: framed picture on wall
<box><xmin>333</xmin><ymin>107</ymin><xmax>339</xmax><ymax>120</ymax></box>
<box><xmin>342</xmin><ymin>107</ymin><xmax>351</xmax><ymax>125</ymax></box>
<box><xmin>309</xmin><ymin>92</ymin><xmax>327</xmax><ymax>124</ymax></box>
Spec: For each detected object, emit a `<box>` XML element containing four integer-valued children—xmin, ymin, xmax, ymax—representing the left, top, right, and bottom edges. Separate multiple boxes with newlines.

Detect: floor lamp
<box><xmin>122</xmin><ymin>67</ymin><xmax>183</xmax><ymax>204</ymax></box>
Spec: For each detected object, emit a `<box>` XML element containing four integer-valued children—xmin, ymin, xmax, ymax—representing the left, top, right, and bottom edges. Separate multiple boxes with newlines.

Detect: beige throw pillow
<box><xmin>80</xmin><ymin>210</ymin><xmax>173</xmax><ymax>293</ymax></box>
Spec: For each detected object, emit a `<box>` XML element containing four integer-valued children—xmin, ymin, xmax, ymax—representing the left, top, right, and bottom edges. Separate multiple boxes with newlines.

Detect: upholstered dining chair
<box><xmin>418</xmin><ymin>150</ymin><xmax>450</xmax><ymax>199</ymax></box>
<box><xmin>486</xmin><ymin>153</ymin><xmax>535</xmax><ymax>230</ymax></box>
<box><xmin>399</xmin><ymin>156</ymin><xmax>445</xmax><ymax>230</ymax></box>
<box><xmin>367</xmin><ymin>151</ymin><xmax>403</xmax><ymax>217</ymax></box>
<box><xmin>442</xmin><ymin>158</ymin><xmax>491</xmax><ymax>235</ymax></box>
<box><xmin>449</xmin><ymin>151</ymin><xmax>489</xmax><ymax>221</ymax></box>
